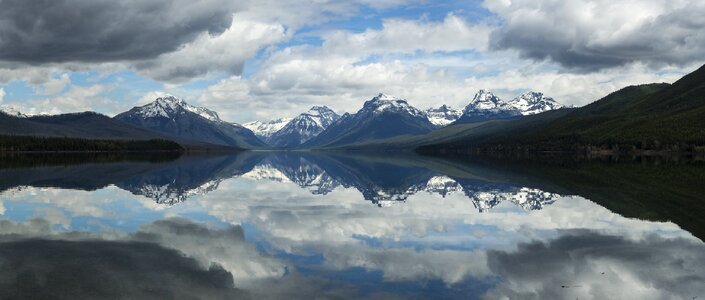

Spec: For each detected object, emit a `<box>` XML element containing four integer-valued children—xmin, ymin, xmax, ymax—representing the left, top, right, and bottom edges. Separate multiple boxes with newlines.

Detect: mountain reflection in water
<box><xmin>0</xmin><ymin>152</ymin><xmax>703</xmax><ymax>300</ymax></box>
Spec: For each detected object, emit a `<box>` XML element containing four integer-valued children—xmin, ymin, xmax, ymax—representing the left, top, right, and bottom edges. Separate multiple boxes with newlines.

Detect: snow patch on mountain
<box><xmin>506</xmin><ymin>91</ymin><xmax>564</xmax><ymax>115</ymax></box>
<box><xmin>0</xmin><ymin>106</ymin><xmax>27</xmax><ymax>118</ymax></box>
<box><xmin>362</xmin><ymin>93</ymin><xmax>427</xmax><ymax>118</ymax></box>
<box><xmin>425</xmin><ymin>105</ymin><xmax>462</xmax><ymax>126</ymax></box>
<box><xmin>467</xmin><ymin>187</ymin><xmax>561</xmax><ymax>213</ymax></box>
<box><xmin>244</xmin><ymin>118</ymin><xmax>293</xmax><ymax>139</ymax></box>
<box><xmin>424</xmin><ymin>175</ymin><xmax>463</xmax><ymax>196</ymax></box>
<box><xmin>267</xmin><ymin>106</ymin><xmax>341</xmax><ymax>146</ymax></box>
<box><xmin>243</xmin><ymin>164</ymin><xmax>293</xmax><ymax>183</ymax></box>
<box><xmin>463</xmin><ymin>90</ymin><xmax>515</xmax><ymax>113</ymax></box>
<box><xmin>135</xmin><ymin>95</ymin><xmax>225</xmax><ymax>123</ymax></box>
<box><xmin>304</xmin><ymin>106</ymin><xmax>339</xmax><ymax>128</ymax></box>
<box><xmin>136</xmin><ymin>179</ymin><xmax>223</xmax><ymax>206</ymax></box>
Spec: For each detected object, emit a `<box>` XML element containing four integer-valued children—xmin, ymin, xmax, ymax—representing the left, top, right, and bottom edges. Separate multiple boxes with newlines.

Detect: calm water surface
<box><xmin>0</xmin><ymin>152</ymin><xmax>703</xmax><ymax>299</ymax></box>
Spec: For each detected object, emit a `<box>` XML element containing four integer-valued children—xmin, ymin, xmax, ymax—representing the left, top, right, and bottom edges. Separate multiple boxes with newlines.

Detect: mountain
<box><xmin>453</xmin><ymin>90</ymin><xmax>563</xmax><ymax>125</ymax></box>
<box><xmin>417</xmin><ymin>63</ymin><xmax>705</xmax><ymax>153</ymax></box>
<box><xmin>0</xmin><ymin>106</ymin><xmax>27</xmax><ymax>118</ymax></box>
<box><xmin>464</xmin><ymin>186</ymin><xmax>560</xmax><ymax>213</ymax></box>
<box><xmin>304</xmin><ymin>94</ymin><xmax>436</xmax><ymax>148</ymax></box>
<box><xmin>453</xmin><ymin>90</ymin><xmax>521</xmax><ymax>124</ymax></box>
<box><xmin>114</xmin><ymin>95</ymin><xmax>265</xmax><ymax>149</ymax></box>
<box><xmin>267</xmin><ymin>106</ymin><xmax>340</xmax><ymax>147</ymax></box>
<box><xmin>0</xmin><ymin>111</ymin><xmax>180</xmax><ymax>141</ymax></box>
<box><xmin>506</xmin><ymin>91</ymin><xmax>564</xmax><ymax>115</ymax></box>
<box><xmin>243</xmin><ymin>118</ymin><xmax>292</xmax><ymax>141</ymax></box>
<box><xmin>425</xmin><ymin>105</ymin><xmax>462</xmax><ymax>126</ymax></box>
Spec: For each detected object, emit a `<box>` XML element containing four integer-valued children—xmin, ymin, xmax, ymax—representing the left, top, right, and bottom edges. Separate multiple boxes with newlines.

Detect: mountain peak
<box><xmin>464</xmin><ymin>89</ymin><xmax>510</xmax><ymax>113</ymax></box>
<box><xmin>298</xmin><ymin>105</ymin><xmax>340</xmax><ymax>127</ymax></box>
<box><xmin>507</xmin><ymin>91</ymin><xmax>563</xmax><ymax>115</ymax></box>
<box><xmin>373</xmin><ymin>93</ymin><xmax>402</xmax><ymax>101</ymax></box>
<box><xmin>305</xmin><ymin>105</ymin><xmax>336</xmax><ymax>116</ymax></box>
<box><xmin>136</xmin><ymin>95</ymin><xmax>222</xmax><ymax>122</ymax></box>
<box><xmin>0</xmin><ymin>106</ymin><xmax>27</xmax><ymax>118</ymax></box>
<box><xmin>362</xmin><ymin>94</ymin><xmax>426</xmax><ymax>118</ymax></box>
<box><xmin>426</xmin><ymin>105</ymin><xmax>462</xmax><ymax>126</ymax></box>
<box><xmin>466</xmin><ymin>89</ymin><xmax>506</xmax><ymax>110</ymax></box>
<box><xmin>243</xmin><ymin>118</ymin><xmax>293</xmax><ymax>139</ymax></box>
<box><xmin>265</xmin><ymin>105</ymin><xmax>341</xmax><ymax>147</ymax></box>
<box><xmin>520</xmin><ymin>91</ymin><xmax>544</xmax><ymax>98</ymax></box>
<box><xmin>115</xmin><ymin>94</ymin><xmax>265</xmax><ymax>149</ymax></box>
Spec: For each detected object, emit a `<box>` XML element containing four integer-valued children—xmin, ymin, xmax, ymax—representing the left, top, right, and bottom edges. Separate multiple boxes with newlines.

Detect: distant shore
<box><xmin>0</xmin><ymin>135</ymin><xmax>184</xmax><ymax>153</ymax></box>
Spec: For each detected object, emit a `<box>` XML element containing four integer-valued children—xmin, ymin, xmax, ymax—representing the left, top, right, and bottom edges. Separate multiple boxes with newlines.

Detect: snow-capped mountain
<box><xmin>362</xmin><ymin>93</ymin><xmax>428</xmax><ymax>118</ymax></box>
<box><xmin>424</xmin><ymin>176</ymin><xmax>463</xmax><ymax>197</ymax></box>
<box><xmin>304</xmin><ymin>93</ymin><xmax>436</xmax><ymax>147</ymax></box>
<box><xmin>243</xmin><ymin>118</ymin><xmax>293</xmax><ymax>140</ymax></box>
<box><xmin>466</xmin><ymin>89</ymin><xmax>508</xmax><ymax>111</ymax></box>
<box><xmin>243</xmin><ymin>156</ymin><xmax>340</xmax><ymax>195</ymax></box>
<box><xmin>454</xmin><ymin>90</ymin><xmax>563</xmax><ymax>124</ymax></box>
<box><xmin>267</xmin><ymin>106</ymin><xmax>340</xmax><ymax>147</ymax></box>
<box><xmin>454</xmin><ymin>90</ymin><xmax>521</xmax><ymax>124</ymax></box>
<box><xmin>467</xmin><ymin>187</ymin><xmax>560</xmax><ymax>213</ymax></box>
<box><xmin>123</xmin><ymin>95</ymin><xmax>222</xmax><ymax>121</ymax></box>
<box><xmin>425</xmin><ymin>105</ymin><xmax>462</xmax><ymax>126</ymax></box>
<box><xmin>134</xmin><ymin>179</ymin><xmax>223</xmax><ymax>206</ymax></box>
<box><xmin>114</xmin><ymin>95</ymin><xmax>266</xmax><ymax>149</ymax></box>
<box><xmin>506</xmin><ymin>91</ymin><xmax>564</xmax><ymax>115</ymax></box>
<box><xmin>0</xmin><ymin>106</ymin><xmax>27</xmax><ymax>118</ymax></box>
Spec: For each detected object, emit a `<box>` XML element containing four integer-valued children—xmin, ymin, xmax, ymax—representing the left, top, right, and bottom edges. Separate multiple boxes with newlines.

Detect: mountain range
<box><xmin>0</xmin><ymin>89</ymin><xmax>565</xmax><ymax>150</ymax></box>
<box><xmin>453</xmin><ymin>90</ymin><xmax>563</xmax><ymax>124</ymax></box>
<box><xmin>5</xmin><ymin>63</ymin><xmax>704</xmax><ymax>153</ymax></box>
<box><xmin>242</xmin><ymin>91</ymin><xmax>562</xmax><ymax>148</ymax></box>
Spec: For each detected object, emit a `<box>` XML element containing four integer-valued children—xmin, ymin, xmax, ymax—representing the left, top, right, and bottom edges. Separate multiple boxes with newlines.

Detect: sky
<box><xmin>0</xmin><ymin>0</ymin><xmax>704</xmax><ymax>123</ymax></box>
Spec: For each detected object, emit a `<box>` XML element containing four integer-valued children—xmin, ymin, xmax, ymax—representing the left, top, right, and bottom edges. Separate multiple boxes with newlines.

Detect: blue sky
<box><xmin>0</xmin><ymin>0</ymin><xmax>703</xmax><ymax>123</ymax></box>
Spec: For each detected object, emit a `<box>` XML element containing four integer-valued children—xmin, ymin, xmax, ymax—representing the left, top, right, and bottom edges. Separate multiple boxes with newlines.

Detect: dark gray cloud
<box><xmin>485</xmin><ymin>0</ymin><xmax>705</xmax><ymax>72</ymax></box>
<box><xmin>0</xmin><ymin>239</ymin><xmax>249</xmax><ymax>299</ymax></box>
<box><xmin>484</xmin><ymin>231</ymin><xmax>705</xmax><ymax>299</ymax></box>
<box><xmin>0</xmin><ymin>0</ymin><xmax>237</xmax><ymax>63</ymax></box>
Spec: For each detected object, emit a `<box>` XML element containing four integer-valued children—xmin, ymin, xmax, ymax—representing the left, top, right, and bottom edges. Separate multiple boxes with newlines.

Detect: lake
<box><xmin>0</xmin><ymin>152</ymin><xmax>703</xmax><ymax>299</ymax></box>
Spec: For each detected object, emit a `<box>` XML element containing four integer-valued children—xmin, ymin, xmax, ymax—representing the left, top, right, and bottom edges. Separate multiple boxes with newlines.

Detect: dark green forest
<box><xmin>0</xmin><ymin>135</ymin><xmax>183</xmax><ymax>152</ymax></box>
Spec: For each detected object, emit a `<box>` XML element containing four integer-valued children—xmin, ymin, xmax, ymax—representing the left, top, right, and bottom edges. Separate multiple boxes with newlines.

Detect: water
<box><xmin>0</xmin><ymin>152</ymin><xmax>703</xmax><ymax>299</ymax></box>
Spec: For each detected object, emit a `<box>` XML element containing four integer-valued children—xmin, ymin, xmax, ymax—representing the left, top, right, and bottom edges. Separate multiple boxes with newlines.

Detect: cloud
<box><xmin>0</xmin><ymin>238</ymin><xmax>247</xmax><ymax>299</ymax></box>
<box><xmin>484</xmin><ymin>0</ymin><xmax>705</xmax><ymax>71</ymax></box>
<box><xmin>0</xmin><ymin>87</ymin><xmax>5</xmax><ymax>104</ymax></box>
<box><xmin>23</xmin><ymin>84</ymin><xmax>117</xmax><ymax>115</ymax></box>
<box><xmin>234</xmin><ymin>0</ymin><xmax>417</xmax><ymax>29</ymax></box>
<box><xmin>35</xmin><ymin>73</ymin><xmax>71</xmax><ymax>95</ymax></box>
<box><xmin>0</xmin><ymin>0</ymin><xmax>238</xmax><ymax>63</ymax></box>
<box><xmin>483</xmin><ymin>232</ymin><xmax>705</xmax><ymax>299</ymax></box>
<box><xmin>320</xmin><ymin>14</ymin><xmax>493</xmax><ymax>56</ymax></box>
<box><xmin>196</xmin><ymin>14</ymin><xmax>494</xmax><ymax>121</ymax></box>
<box><xmin>134</xmin><ymin>15</ymin><xmax>288</xmax><ymax>82</ymax></box>
<box><xmin>0</xmin><ymin>217</ymin><xmax>285</xmax><ymax>289</ymax></box>
<box><xmin>133</xmin><ymin>218</ymin><xmax>287</xmax><ymax>285</ymax></box>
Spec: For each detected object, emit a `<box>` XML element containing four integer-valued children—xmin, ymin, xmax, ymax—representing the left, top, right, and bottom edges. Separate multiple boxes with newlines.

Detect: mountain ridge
<box><xmin>303</xmin><ymin>94</ymin><xmax>436</xmax><ymax>148</ymax></box>
<box><xmin>114</xmin><ymin>95</ymin><xmax>265</xmax><ymax>149</ymax></box>
<box><xmin>267</xmin><ymin>106</ymin><xmax>340</xmax><ymax>147</ymax></box>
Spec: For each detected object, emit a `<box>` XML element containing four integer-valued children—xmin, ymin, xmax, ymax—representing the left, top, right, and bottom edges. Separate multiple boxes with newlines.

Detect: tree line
<box><xmin>0</xmin><ymin>135</ymin><xmax>183</xmax><ymax>152</ymax></box>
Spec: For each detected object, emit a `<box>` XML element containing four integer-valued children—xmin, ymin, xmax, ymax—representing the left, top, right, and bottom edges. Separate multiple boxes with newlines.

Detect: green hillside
<box><xmin>417</xmin><ymin>64</ymin><xmax>705</xmax><ymax>154</ymax></box>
